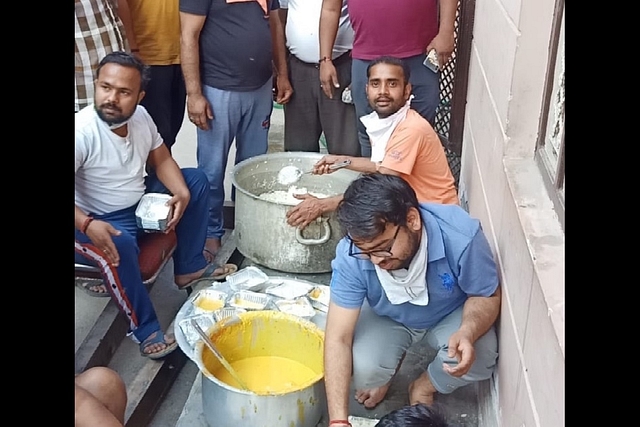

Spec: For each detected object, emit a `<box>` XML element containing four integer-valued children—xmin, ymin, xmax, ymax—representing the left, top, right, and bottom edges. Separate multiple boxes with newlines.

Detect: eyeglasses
<box><xmin>348</xmin><ymin>225</ymin><xmax>400</xmax><ymax>260</ymax></box>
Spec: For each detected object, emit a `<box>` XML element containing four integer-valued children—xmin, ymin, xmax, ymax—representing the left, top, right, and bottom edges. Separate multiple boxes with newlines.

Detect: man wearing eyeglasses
<box><xmin>323</xmin><ymin>173</ymin><xmax>500</xmax><ymax>426</ymax></box>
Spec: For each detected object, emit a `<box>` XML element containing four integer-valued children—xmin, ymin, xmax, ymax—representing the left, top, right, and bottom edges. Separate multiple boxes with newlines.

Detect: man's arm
<box><xmin>117</xmin><ymin>0</ymin><xmax>138</xmax><ymax>52</ymax></box>
<box><xmin>75</xmin><ymin>205</ymin><xmax>122</xmax><ymax>266</ymax></box>
<box><xmin>459</xmin><ymin>286</ymin><xmax>501</xmax><ymax>343</ymax></box>
<box><xmin>318</xmin><ymin>0</ymin><xmax>342</xmax><ymax>98</ymax></box>
<box><xmin>147</xmin><ymin>144</ymin><xmax>189</xmax><ymax>198</ymax></box>
<box><xmin>269</xmin><ymin>7</ymin><xmax>293</xmax><ymax>104</ymax></box>
<box><xmin>323</xmin><ymin>302</ymin><xmax>361</xmax><ymax>425</ymax></box>
<box><xmin>445</xmin><ymin>286</ymin><xmax>501</xmax><ymax>377</ymax></box>
<box><xmin>180</xmin><ymin>12</ymin><xmax>213</xmax><ymax>129</ymax></box>
<box><xmin>426</xmin><ymin>0</ymin><xmax>457</xmax><ymax>68</ymax></box>
<box><xmin>147</xmin><ymin>144</ymin><xmax>191</xmax><ymax>232</ymax></box>
<box><xmin>285</xmin><ymin>194</ymin><xmax>343</xmax><ymax>228</ymax></box>
<box><xmin>313</xmin><ymin>155</ymin><xmax>377</xmax><ymax>175</ymax></box>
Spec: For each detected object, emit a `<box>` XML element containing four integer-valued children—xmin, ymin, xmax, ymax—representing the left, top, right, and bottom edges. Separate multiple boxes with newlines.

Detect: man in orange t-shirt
<box><xmin>286</xmin><ymin>56</ymin><xmax>458</xmax><ymax>228</ymax></box>
<box><xmin>375</xmin><ymin>108</ymin><xmax>458</xmax><ymax>205</ymax></box>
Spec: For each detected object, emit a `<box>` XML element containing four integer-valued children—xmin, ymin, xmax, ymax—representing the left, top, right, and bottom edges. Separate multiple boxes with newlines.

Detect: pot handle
<box><xmin>295</xmin><ymin>217</ymin><xmax>331</xmax><ymax>245</ymax></box>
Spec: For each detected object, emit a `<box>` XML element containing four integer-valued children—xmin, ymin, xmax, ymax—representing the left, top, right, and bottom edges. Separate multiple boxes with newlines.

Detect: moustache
<box><xmin>100</xmin><ymin>103</ymin><xmax>121</xmax><ymax>112</ymax></box>
<box><xmin>375</xmin><ymin>97</ymin><xmax>392</xmax><ymax>103</ymax></box>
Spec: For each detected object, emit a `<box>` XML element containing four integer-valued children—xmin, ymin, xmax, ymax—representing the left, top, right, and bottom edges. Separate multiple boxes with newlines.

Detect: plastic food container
<box><xmin>275</xmin><ymin>297</ymin><xmax>316</xmax><ymax>319</ymax></box>
<box><xmin>179</xmin><ymin>313</ymin><xmax>216</xmax><ymax>348</ymax></box>
<box><xmin>265</xmin><ymin>281</ymin><xmax>314</xmax><ymax>300</ymax></box>
<box><xmin>135</xmin><ymin>193</ymin><xmax>172</xmax><ymax>232</ymax></box>
<box><xmin>226</xmin><ymin>266</ymin><xmax>269</xmax><ymax>292</ymax></box>
<box><xmin>212</xmin><ymin>307</ymin><xmax>247</xmax><ymax>323</ymax></box>
<box><xmin>307</xmin><ymin>285</ymin><xmax>330</xmax><ymax>312</ymax></box>
<box><xmin>349</xmin><ymin>416</ymin><xmax>380</xmax><ymax>427</ymax></box>
<box><xmin>192</xmin><ymin>289</ymin><xmax>228</xmax><ymax>313</ymax></box>
<box><xmin>229</xmin><ymin>290</ymin><xmax>271</xmax><ymax>310</ymax></box>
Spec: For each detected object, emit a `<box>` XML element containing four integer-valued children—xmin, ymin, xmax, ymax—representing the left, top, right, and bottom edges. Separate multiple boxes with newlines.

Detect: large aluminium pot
<box><xmin>195</xmin><ymin>311</ymin><xmax>326</xmax><ymax>427</ymax></box>
<box><xmin>231</xmin><ymin>152</ymin><xmax>360</xmax><ymax>273</ymax></box>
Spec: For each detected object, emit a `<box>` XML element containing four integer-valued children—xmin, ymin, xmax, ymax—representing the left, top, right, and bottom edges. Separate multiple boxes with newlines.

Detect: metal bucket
<box><xmin>194</xmin><ymin>311</ymin><xmax>326</xmax><ymax>427</ymax></box>
<box><xmin>231</xmin><ymin>152</ymin><xmax>360</xmax><ymax>273</ymax></box>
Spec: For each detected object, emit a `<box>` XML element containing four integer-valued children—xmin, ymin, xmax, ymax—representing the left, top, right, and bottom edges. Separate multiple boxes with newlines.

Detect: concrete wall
<box><xmin>458</xmin><ymin>0</ymin><xmax>565</xmax><ymax>426</ymax></box>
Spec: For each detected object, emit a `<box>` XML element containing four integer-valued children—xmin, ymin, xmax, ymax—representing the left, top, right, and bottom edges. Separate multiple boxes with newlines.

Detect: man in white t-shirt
<box><xmin>278</xmin><ymin>0</ymin><xmax>360</xmax><ymax>156</ymax></box>
<box><xmin>75</xmin><ymin>51</ymin><xmax>236</xmax><ymax>359</ymax></box>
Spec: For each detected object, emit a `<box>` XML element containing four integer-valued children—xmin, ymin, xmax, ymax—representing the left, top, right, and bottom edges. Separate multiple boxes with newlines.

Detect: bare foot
<box><xmin>175</xmin><ymin>266</ymin><xmax>208</xmax><ymax>288</ymax></box>
<box><xmin>77</xmin><ymin>281</ymin><xmax>109</xmax><ymax>296</ymax></box>
<box><xmin>86</xmin><ymin>282</ymin><xmax>108</xmax><ymax>294</ymax></box>
<box><xmin>408</xmin><ymin>372</ymin><xmax>437</xmax><ymax>406</ymax></box>
<box><xmin>354</xmin><ymin>382</ymin><xmax>391</xmax><ymax>409</ymax></box>
<box><xmin>203</xmin><ymin>238</ymin><xmax>221</xmax><ymax>263</ymax></box>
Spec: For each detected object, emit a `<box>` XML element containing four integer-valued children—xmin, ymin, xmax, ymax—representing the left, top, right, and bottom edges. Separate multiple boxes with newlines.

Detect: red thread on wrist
<box><xmin>81</xmin><ymin>217</ymin><xmax>94</xmax><ymax>234</ymax></box>
<box><xmin>328</xmin><ymin>421</ymin><xmax>351</xmax><ymax>426</ymax></box>
<box><xmin>320</xmin><ymin>56</ymin><xmax>333</xmax><ymax>63</ymax></box>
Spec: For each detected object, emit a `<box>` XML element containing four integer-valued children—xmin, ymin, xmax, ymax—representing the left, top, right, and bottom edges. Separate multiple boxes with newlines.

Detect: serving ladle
<box><xmin>277</xmin><ymin>159</ymin><xmax>352</xmax><ymax>185</ymax></box>
<box><xmin>190</xmin><ymin>318</ymin><xmax>250</xmax><ymax>391</ymax></box>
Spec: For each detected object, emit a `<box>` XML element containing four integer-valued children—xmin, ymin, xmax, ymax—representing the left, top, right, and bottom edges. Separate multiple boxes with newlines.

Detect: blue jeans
<box><xmin>75</xmin><ymin>168</ymin><xmax>210</xmax><ymax>343</ymax></box>
<box><xmin>197</xmin><ymin>79</ymin><xmax>273</xmax><ymax>240</ymax></box>
<box><xmin>351</xmin><ymin>54</ymin><xmax>440</xmax><ymax>157</ymax></box>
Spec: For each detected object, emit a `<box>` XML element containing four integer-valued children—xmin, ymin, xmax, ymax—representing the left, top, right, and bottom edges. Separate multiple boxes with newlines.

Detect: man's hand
<box><xmin>319</xmin><ymin>61</ymin><xmax>340</xmax><ymax>99</ymax></box>
<box><xmin>443</xmin><ymin>329</ymin><xmax>476</xmax><ymax>377</ymax></box>
<box><xmin>187</xmin><ymin>93</ymin><xmax>214</xmax><ymax>130</ymax></box>
<box><xmin>85</xmin><ymin>220</ymin><xmax>122</xmax><ymax>267</ymax></box>
<box><xmin>426</xmin><ymin>31</ymin><xmax>455</xmax><ymax>70</ymax></box>
<box><xmin>165</xmin><ymin>191</ymin><xmax>191</xmax><ymax>232</ymax></box>
<box><xmin>275</xmin><ymin>74</ymin><xmax>293</xmax><ymax>104</ymax></box>
<box><xmin>313</xmin><ymin>155</ymin><xmax>351</xmax><ymax>174</ymax></box>
<box><xmin>286</xmin><ymin>194</ymin><xmax>325</xmax><ymax>228</ymax></box>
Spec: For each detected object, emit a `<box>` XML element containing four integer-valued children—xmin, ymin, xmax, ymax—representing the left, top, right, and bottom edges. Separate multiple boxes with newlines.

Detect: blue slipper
<box><xmin>178</xmin><ymin>262</ymin><xmax>238</xmax><ymax>291</ymax></box>
<box><xmin>140</xmin><ymin>330</ymin><xmax>178</xmax><ymax>360</ymax></box>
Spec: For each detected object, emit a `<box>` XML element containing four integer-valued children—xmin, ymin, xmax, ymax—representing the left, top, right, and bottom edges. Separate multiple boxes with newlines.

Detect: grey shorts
<box><xmin>351</xmin><ymin>303</ymin><xmax>498</xmax><ymax>394</ymax></box>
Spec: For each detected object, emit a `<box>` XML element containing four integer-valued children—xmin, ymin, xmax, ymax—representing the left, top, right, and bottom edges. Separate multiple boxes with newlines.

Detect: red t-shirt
<box><xmin>348</xmin><ymin>0</ymin><xmax>439</xmax><ymax>60</ymax></box>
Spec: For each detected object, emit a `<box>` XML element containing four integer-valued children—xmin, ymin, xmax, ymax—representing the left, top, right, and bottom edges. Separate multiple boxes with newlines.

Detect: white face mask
<box><xmin>360</xmin><ymin>95</ymin><xmax>414</xmax><ymax>163</ymax></box>
<box><xmin>375</xmin><ymin>226</ymin><xmax>430</xmax><ymax>306</ymax></box>
<box><xmin>108</xmin><ymin>118</ymin><xmax>130</xmax><ymax>130</ymax></box>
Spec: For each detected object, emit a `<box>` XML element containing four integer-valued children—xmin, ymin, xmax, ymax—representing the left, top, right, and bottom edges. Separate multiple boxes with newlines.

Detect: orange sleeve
<box><xmin>380</xmin><ymin>123</ymin><xmax>429</xmax><ymax>175</ymax></box>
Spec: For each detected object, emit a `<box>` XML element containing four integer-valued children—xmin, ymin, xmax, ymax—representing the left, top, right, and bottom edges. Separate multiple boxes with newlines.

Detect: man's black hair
<box><xmin>336</xmin><ymin>173</ymin><xmax>419</xmax><ymax>241</ymax></box>
<box><xmin>96</xmin><ymin>51</ymin><xmax>151</xmax><ymax>92</ymax></box>
<box><xmin>375</xmin><ymin>404</ymin><xmax>449</xmax><ymax>427</ymax></box>
<box><xmin>366</xmin><ymin>56</ymin><xmax>411</xmax><ymax>83</ymax></box>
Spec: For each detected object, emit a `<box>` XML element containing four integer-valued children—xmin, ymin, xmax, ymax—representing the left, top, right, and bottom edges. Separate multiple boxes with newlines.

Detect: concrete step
<box><xmin>74</xmin><ymin>232</ymin><xmax>234</xmax><ymax>426</ymax></box>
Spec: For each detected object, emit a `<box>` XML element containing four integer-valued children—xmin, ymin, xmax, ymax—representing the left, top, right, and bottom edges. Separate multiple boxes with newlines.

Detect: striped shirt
<box><xmin>75</xmin><ymin>0</ymin><xmax>129</xmax><ymax>112</ymax></box>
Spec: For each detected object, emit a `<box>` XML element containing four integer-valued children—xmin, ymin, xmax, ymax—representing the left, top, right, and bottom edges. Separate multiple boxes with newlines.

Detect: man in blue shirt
<box><xmin>324</xmin><ymin>174</ymin><xmax>500</xmax><ymax>426</ymax></box>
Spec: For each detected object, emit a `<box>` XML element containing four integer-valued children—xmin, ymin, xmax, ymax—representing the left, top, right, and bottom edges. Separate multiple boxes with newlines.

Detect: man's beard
<box><xmin>95</xmin><ymin>103</ymin><xmax>133</xmax><ymax>128</ymax></box>
<box><xmin>398</xmin><ymin>227</ymin><xmax>421</xmax><ymax>270</ymax></box>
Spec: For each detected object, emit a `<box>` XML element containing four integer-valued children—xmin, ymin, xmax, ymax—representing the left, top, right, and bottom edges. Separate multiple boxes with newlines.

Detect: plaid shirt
<box><xmin>75</xmin><ymin>0</ymin><xmax>129</xmax><ymax>112</ymax></box>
